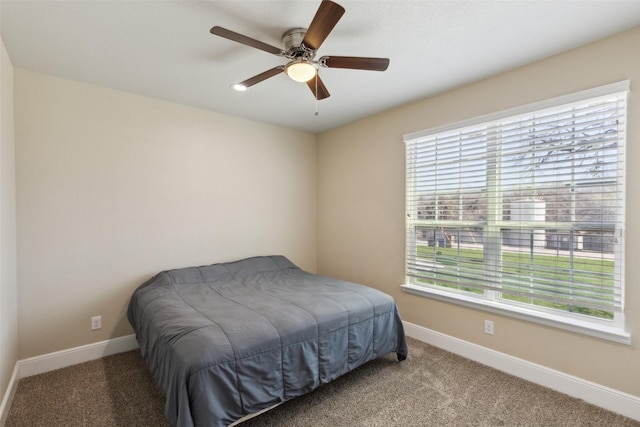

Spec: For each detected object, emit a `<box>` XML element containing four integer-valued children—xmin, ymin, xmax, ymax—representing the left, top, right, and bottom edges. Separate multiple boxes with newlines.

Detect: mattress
<box><xmin>127</xmin><ymin>255</ymin><xmax>408</xmax><ymax>426</ymax></box>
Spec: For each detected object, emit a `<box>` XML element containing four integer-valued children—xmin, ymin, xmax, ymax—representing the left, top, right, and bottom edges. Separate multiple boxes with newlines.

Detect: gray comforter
<box><xmin>127</xmin><ymin>255</ymin><xmax>408</xmax><ymax>427</ymax></box>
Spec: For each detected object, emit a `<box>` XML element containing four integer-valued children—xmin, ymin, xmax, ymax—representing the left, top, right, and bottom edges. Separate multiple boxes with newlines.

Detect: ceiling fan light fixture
<box><xmin>285</xmin><ymin>60</ymin><xmax>317</xmax><ymax>83</ymax></box>
<box><xmin>211</xmin><ymin>1</ymin><xmax>388</xmax><ymax>101</ymax></box>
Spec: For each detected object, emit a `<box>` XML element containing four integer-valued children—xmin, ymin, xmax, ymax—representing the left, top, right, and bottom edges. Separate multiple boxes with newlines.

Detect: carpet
<box><xmin>6</xmin><ymin>337</ymin><xmax>639</xmax><ymax>426</ymax></box>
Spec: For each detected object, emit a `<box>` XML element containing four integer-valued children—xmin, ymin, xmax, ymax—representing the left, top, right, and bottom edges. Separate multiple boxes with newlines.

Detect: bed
<box><xmin>127</xmin><ymin>255</ymin><xmax>408</xmax><ymax>427</ymax></box>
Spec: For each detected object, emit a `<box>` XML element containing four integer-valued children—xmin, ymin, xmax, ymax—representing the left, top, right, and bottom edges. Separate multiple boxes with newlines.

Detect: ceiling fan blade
<box><xmin>320</xmin><ymin>56</ymin><xmax>390</xmax><ymax>71</ymax></box>
<box><xmin>236</xmin><ymin>66</ymin><xmax>284</xmax><ymax>89</ymax></box>
<box><xmin>211</xmin><ymin>26</ymin><xmax>284</xmax><ymax>56</ymax></box>
<box><xmin>306</xmin><ymin>74</ymin><xmax>330</xmax><ymax>100</ymax></box>
<box><xmin>302</xmin><ymin>0</ymin><xmax>345</xmax><ymax>51</ymax></box>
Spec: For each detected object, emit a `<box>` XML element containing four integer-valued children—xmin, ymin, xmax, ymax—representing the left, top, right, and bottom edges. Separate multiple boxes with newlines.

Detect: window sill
<box><xmin>401</xmin><ymin>283</ymin><xmax>631</xmax><ymax>345</ymax></box>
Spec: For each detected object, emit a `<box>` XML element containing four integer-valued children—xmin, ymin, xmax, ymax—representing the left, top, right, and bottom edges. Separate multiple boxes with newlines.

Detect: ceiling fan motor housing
<box><xmin>282</xmin><ymin>28</ymin><xmax>314</xmax><ymax>59</ymax></box>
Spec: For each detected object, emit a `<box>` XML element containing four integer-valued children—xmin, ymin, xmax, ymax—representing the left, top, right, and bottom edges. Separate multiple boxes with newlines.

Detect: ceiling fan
<box><xmin>210</xmin><ymin>0</ymin><xmax>389</xmax><ymax>100</ymax></box>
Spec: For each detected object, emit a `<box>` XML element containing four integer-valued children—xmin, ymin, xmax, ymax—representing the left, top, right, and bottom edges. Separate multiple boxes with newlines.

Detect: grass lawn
<box><xmin>416</xmin><ymin>245</ymin><xmax>615</xmax><ymax>319</ymax></box>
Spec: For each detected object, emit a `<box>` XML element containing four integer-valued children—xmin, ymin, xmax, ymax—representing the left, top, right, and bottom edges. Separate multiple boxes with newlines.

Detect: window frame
<box><xmin>402</xmin><ymin>81</ymin><xmax>630</xmax><ymax>344</ymax></box>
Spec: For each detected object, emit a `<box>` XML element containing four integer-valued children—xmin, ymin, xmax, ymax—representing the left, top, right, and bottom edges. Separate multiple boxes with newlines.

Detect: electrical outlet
<box><xmin>484</xmin><ymin>319</ymin><xmax>494</xmax><ymax>335</ymax></box>
<box><xmin>91</xmin><ymin>316</ymin><xmax>102</xmax><ymax>331</ymax></box>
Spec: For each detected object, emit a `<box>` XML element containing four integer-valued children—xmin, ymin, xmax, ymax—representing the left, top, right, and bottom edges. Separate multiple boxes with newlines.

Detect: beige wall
<box><xmin>0</xmin><ymin>38</ymin><xmax>18</xmax><ymax>407</ymax></box>
<box><xmin>317</xmin><ymin>26</ymin><xmax>640</xmax><ymax>397</ymax></box>
<box><xmin>14</xmin><ymin>71</ymin><xmax>317</xmax><ymax>358</ymax></box>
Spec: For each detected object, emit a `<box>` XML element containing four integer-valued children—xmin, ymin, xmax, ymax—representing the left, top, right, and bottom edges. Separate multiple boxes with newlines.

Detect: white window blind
<box><xmin>404</xmin><ymin>83</ymin><xmax>627</xmax><ymax>337</ymax></box>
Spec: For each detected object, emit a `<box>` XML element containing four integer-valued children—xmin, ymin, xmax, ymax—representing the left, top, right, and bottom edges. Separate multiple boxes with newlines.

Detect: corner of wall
<box><xmin>0</xmin><ymin>35</ymin><xmax>19</xmax><ymax>419</ymax></box>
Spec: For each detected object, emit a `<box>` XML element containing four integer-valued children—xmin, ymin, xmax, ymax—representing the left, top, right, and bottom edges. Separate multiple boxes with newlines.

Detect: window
<box><xmin>403</xmin><ymin>82</ymin><xmax>629</xmax><ymax>343</ymax></box>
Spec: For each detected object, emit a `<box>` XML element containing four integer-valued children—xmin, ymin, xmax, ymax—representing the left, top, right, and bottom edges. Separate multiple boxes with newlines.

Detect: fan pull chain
<box><xmin>315</xmin><ymin>75</ymin><xmax>319</xmax><ymax>116</ymax></box>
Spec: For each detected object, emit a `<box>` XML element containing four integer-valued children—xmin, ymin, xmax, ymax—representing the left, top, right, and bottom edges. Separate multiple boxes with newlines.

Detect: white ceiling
<box><xmin>2</xmin><ymin>0</ymin><xmax>640</xmax><ymax>134</ymax></box>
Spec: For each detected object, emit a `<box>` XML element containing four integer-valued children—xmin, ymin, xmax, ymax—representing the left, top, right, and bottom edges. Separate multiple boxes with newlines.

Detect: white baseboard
<box><xmin>0</xmin><ymin>364</ymin><xmax>19</xmax><ymax>427</ymax></box>
<box><xmin>403</xmin><ymin>321</ymin><xmax>640</xmax><ymax>422</ymax></box>
<box><xmin>18</xmin><ymin>334</ymin><xmax>139</xmax><ymax>378</ymax></box>
<box><xmin>0</xmin><ymin>334</ymin><xmax>139</xmax><ymax>425</ymax></box>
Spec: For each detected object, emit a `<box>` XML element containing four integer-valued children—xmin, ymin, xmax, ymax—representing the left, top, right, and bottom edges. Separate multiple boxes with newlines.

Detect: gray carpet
<box><xmin>6</xmin><ymin>337</ymin><xmax>639</xmax><ymax>426</ymax></box>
